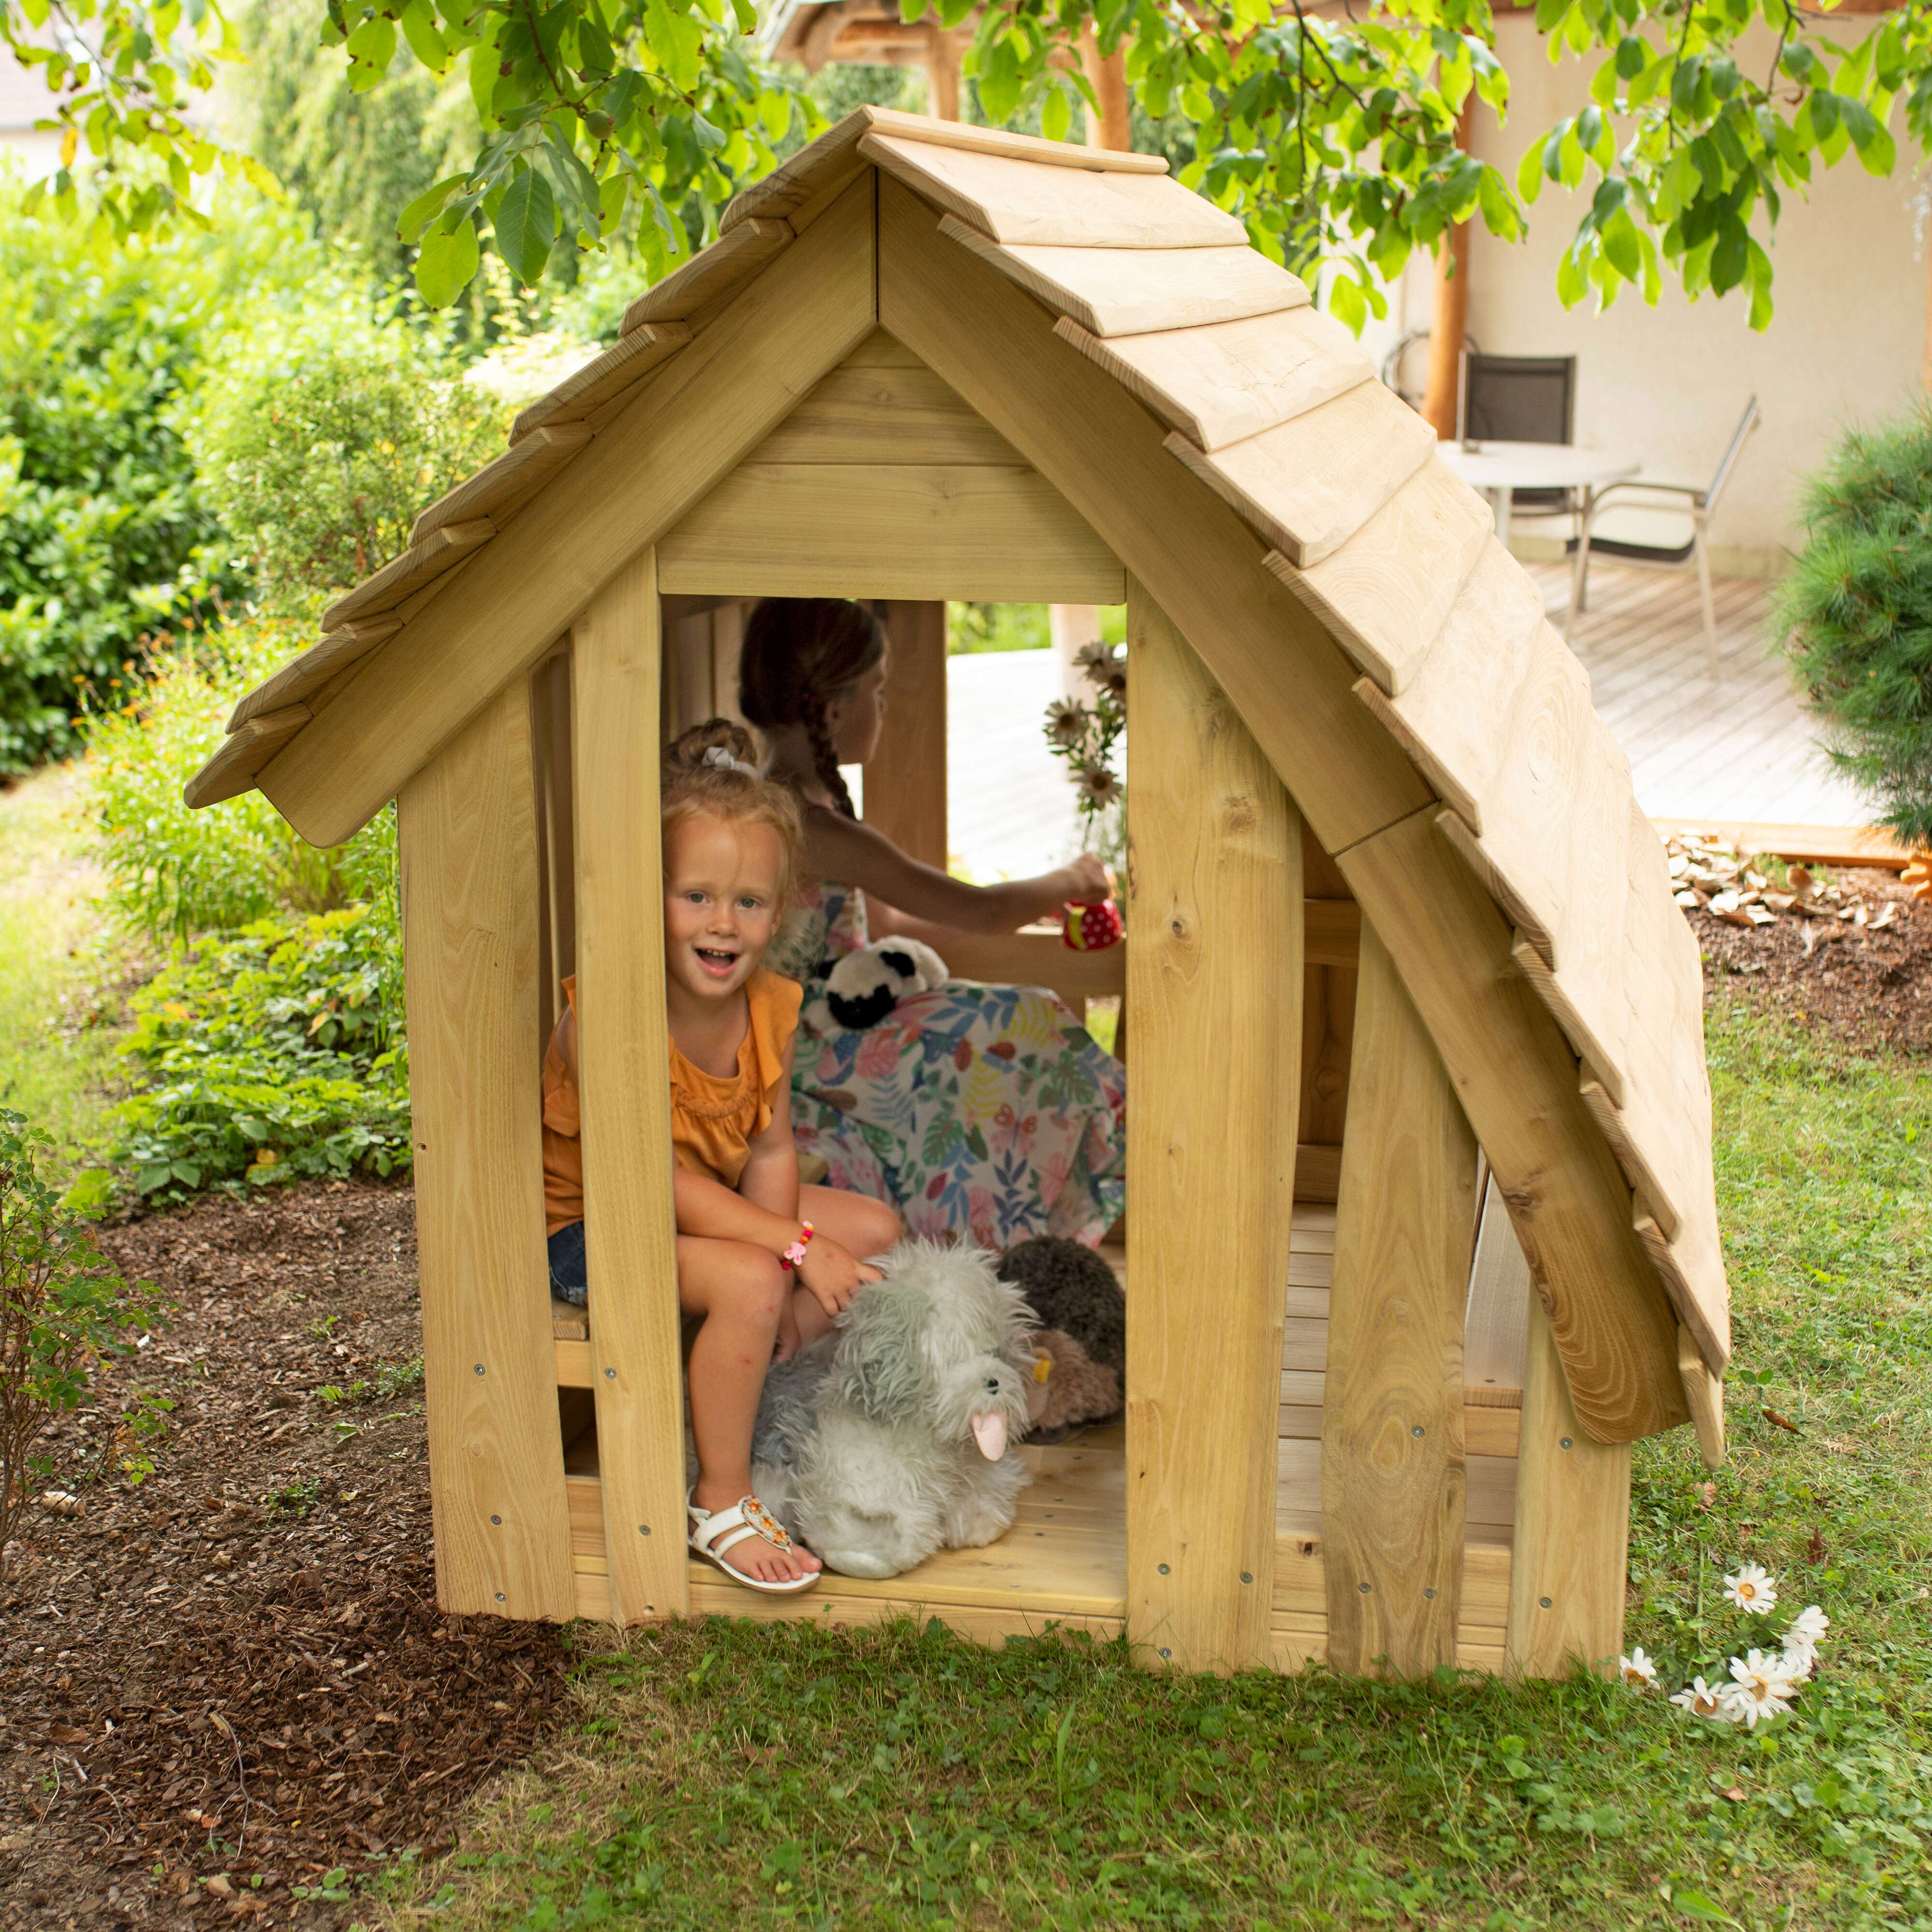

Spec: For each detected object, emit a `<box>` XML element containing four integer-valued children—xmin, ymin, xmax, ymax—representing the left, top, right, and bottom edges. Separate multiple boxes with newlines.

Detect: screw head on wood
<box><xmin>1240</xmin><ymin>1572</ymin><xmax>1253</xmax><ymax>1585</ymax></box>
<box><xmin>638</xmin><ymin>1525</ymin><xmax>650</xmax><ymax>1537</ymax></box>
<box><xmin>1423</xmin><ymin>1587</ymin><xmax>1437</xmax><ymax>1600</ymax></box>
<box><xmin>1560</xmin><ymin>1436</ymin><xmax>1574</xmax><ymax>1449</ymax></box>
<box><xmin>495</xmin><ymin>1592</ymin><xmax>506</xmax><ymax>1603</ymax></box>
<box><xmin>1358</xmin><ymin>1581</ymin><xmax>1372</xmax><ymax>1594</ymax></box>
<box><xmin>604</xmin><ymin>1367</ymin><xmax>616</xmax><ymax>1379</ymax></box>
<box><xmin>1159</xmin><ymin>1648</ymin><xmax>1171</xmax><ymax>1659</ymax></box>
<box><xmin>1411</xmin><ymin>1425</ymin><xmax>1425</xmax><ymax>1437</ymax></box>
<box><xmin>1539</xmin><ymin>1595</ymin><xmax>1553</xmax><ymax>1609</ymax></box>
<box><xmin>473</xmin><ymin>1363</ymin><xmax>485</xmax><ymax>1376</ymax></box>
<box><xmin>1157</xmin><ymin>1563</ymin><xmax>1170</xmax><ymax>1575</ymax></box>
<box><xmin>490</xmin><ymin>1515</ymin><xmax>501</xmax><ymax>1526</ymax></box>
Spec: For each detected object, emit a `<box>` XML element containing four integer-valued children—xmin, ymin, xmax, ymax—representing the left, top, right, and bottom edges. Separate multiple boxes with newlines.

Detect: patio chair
<box><xmin>1457</xmin><ymin>351</ymin><xmax>1580</xmax><ymax>533</ymax></box>
<box><xmin>1566</xmin><ymin>396</ymin><xmax>1760</xmax><ymax>678</ymax></box>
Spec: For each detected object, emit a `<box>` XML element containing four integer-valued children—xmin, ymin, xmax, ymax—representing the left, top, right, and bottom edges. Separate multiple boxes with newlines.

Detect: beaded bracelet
<box><xmin>779</xmin><ymin>1220</ymin><xmax>816</xmax><ymax>1272</ymax></box>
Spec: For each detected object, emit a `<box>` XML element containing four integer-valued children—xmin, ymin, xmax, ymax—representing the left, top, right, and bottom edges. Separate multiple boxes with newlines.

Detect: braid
<box><xmin>801</xmin><ymin>692</ymin><xmax>858</xmax><ymax>819</ymax></box>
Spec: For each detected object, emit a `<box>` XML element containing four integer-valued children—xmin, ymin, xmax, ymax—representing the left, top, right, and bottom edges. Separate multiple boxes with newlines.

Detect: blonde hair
<box><xmin>661</xmin><ymin>719</ymin><xmax>804</xmax><ymax>911</ymax></box>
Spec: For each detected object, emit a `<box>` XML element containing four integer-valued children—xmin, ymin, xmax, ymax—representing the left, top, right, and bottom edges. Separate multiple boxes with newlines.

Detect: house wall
<box><xmin>1369</xmin><ymin>20</ymin><xmax>1926</xmax><ymax>573</ymax></box>
<box><xmin>0</xmin><ymin>48</ymin><xmax>61</xmax><ymax>177</ymax></box>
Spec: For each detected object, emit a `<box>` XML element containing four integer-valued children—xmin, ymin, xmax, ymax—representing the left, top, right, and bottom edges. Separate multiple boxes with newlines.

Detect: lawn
<box><xmin>363</xmin><ymin>997</ymin><xmax>1932</xmax><ymax>1932</ymax></box>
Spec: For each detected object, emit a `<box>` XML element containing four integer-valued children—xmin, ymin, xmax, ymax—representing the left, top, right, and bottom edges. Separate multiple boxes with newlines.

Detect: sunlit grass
<box><xmin>370</xmin><ymin>998</ymin><xmax>1932</xmax><ymax>1931</ymax></box>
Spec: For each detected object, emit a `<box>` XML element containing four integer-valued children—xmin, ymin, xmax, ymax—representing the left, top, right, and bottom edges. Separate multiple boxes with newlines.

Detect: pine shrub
<box><xmin>1775</xmin><ymin>401</ymin><xmax>1932</xmax><ymax>845</ymax></box>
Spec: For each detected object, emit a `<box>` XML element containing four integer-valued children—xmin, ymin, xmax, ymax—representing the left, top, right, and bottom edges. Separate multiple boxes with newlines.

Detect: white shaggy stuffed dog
<box><xmin>751</xmin><ymin>1240</ymin><xmax>1038</xmax><ymax>1579</ymax></box>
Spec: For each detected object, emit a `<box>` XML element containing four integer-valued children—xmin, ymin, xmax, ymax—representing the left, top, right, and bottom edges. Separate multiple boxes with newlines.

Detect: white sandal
<box><xmin>687</xmin><ymin>1490</ymin><xmax>821</xmax><ymax>1594</ymax></box>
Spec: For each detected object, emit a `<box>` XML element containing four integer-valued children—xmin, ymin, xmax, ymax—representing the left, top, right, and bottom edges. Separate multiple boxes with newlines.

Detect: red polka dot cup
<box><xmin>1062</xmin><ymin>898</ymin><xmax>1124</xmax><ymax>951</ymax></box>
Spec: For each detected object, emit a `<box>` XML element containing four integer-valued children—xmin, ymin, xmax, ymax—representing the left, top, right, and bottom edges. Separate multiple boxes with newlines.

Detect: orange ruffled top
<box><xmin>541</xmin><ymin>969</ymin><xmax>804</xmax><ymax>1236</ymax></box>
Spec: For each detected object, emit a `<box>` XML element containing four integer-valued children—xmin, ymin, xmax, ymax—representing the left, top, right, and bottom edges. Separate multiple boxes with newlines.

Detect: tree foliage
<box><xmin>1</xmin><ymin>0</ymin><xmax>1923</xmax><ymax>324</ymax></box>
<box><xmin>1776</xmin><ymin>403</ymin><xmax>1932</xmax><ymax>848</ymax></box>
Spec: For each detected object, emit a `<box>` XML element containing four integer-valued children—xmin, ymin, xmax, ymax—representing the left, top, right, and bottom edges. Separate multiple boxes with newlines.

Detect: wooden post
<box><xmin>1080</xmin><ymin>29</ymin><xmax>1132</xmax><ymax>152</ymax></box>
<box><xmin>1420</xmin><ymin>105</ymin><xmax>1474</xmax><ymax>441</ymax></box>
<box><xmin>572</xmin><ymin>549</ymin><xmax>689</xmax><ymax>1624</ymax></box>
<box><xmin>924</xmin><ymin>24</ymin><xmax>962</xmax><ymax>120</ymax></box>
<box><xmin>1125</xmin><ymin>578</ymin><xmax>1302</xmax><ymax>1673</ymax></box>
<box><xmin>1321</xmin><ymin>922</ymin><xmax>1478</xmax><ymax>1675</ymax></box>
<box><xmin>1506</xmin><ymin>1288</ymin><xmax>1632</xmax><ymax>1676</ymax></box>
<box><xmin>398</xmin><ymin>683</ymin><xmax>576</xmax><ymax>1621</ymax></box>
<box><xmin>862</xmin><ymin>600</ymin><xmax>949</xmax><ymax>871</ymax></box>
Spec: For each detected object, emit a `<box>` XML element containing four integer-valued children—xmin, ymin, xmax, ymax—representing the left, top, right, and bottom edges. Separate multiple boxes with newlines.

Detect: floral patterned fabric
<box><xmin>769</xmin><ymin>881</ymin><xmax>1127</xmax><ymax>1250</ymax></box>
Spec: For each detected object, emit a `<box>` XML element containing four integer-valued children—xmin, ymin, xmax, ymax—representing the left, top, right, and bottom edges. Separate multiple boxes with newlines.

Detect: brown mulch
<box><xmin>0</xmin><ymin>1180</ymin><xmax>575</xmax><ymax>1931</ymax></box>
<box><xmin>1690</xmin><ymin>864</ymin><xmax>1932</xmax><ymax>1053</ymax></box>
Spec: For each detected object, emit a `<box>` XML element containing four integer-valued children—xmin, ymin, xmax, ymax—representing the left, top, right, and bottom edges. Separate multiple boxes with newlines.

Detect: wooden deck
<box><xmin>557</xmin><ymin>1205</ymin><xmax>1516</xmax><ymax>1670</ymax></box>
<box><xmin>941</xmin><ymin>567</ymin><xmax>1865</xmax><ymax>882</ymax></box>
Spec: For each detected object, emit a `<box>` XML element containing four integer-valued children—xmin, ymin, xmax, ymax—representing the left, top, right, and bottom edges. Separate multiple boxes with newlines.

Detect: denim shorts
<box><xmin>548</xmin><ymin>1219</ymin><xmax>588</xmax><ymax>1306</ymax></box>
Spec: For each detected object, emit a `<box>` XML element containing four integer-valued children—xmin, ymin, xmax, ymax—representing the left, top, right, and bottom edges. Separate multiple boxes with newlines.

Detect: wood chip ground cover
<box><xmin>0</xmin><ymin>1181</ymin><xmax>572</xmax><ymax>1930</ymax></box>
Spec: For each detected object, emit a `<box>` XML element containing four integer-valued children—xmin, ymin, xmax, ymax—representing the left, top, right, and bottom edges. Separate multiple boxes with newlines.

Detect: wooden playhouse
<box><xmin>188</xmin><ymin>106</ymin><xmax>1728</xmax><ymax>1679</ymax></box>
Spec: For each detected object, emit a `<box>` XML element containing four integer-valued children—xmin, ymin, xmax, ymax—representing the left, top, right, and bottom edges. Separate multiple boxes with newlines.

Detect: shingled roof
<box><xmin>189</xmin><ymin>105</ymin><xmax>1726</xmax><ymax>1447</ymax></box>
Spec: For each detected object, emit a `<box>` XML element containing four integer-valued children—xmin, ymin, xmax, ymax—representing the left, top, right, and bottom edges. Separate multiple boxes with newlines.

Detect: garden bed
<box><xmin>0</xmin><ymin>1180</ymin><xmax>572</xmax><ymax>1931</ymax></box>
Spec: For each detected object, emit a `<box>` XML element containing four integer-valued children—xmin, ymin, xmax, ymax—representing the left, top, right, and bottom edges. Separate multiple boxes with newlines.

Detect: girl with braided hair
<box><xmin>740</xmin><ymin>598</ymin><xmax>1126</xmax><ymax>1252</ymax></box>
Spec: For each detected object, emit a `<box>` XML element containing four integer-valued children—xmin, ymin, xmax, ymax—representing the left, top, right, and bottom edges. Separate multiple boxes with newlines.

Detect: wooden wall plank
<box><xmin>1507</xmin><ymin>1292</ymin><xmax>1632</xmax><ymax>1677</ymax></box>
<box><xmin>1125</xmin><ymin>582</ymin><xmax>1302</xmax><ymax>1673</ymax></box>
<box><xmin>658</xmin><ymin>462</ymin><xmax>1125</xmax><ymax>604</ymax></box>
<box><xmin>878</xmin><ymin>174</ymin><xmax>1431</xmax><ymax>856</ymax></box>
<box><xmin>864</xmin><ymin>601</ymin><xmax>950</xmax><ymax>870</ymax></box>
<box><xmin>397</xmin><ymin>684</ymin><xmax>575</xmax><ymax>1620</ymax></box>
<box><xmin>1322</xmin><ymin>922</ymin><xmax>1478</xmax><ymax>1675</ymax></box>
<box><xmin>755</xmin><ymin>363</ymin><xmax>1022</xmax><ymax>466</ymax></box>
<box><xmin>1337</xmin><ymin>807</ymin><xmax>1686</xmax><ymax>1444</ymax></box>
<box><xmin>572</xmin><ymin>550</ymin><xmax>688</xmax><ymax>1624</ymax></box>
<box><xmin>259</xmin><ymin>171</ymin><xmax>877</xmax><ymax>851</ymax></box>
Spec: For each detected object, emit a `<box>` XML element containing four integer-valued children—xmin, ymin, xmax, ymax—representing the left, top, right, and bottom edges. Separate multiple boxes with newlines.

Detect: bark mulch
<box><xmin>0</xmin><ymin>1180</ymin><xmax>575</xmax><ymax>1931</ymax></box>
<box><xmin>1689</xmin><ymin>862</ymin><xmax>1932</xmax><ymax>1054</ymax></box>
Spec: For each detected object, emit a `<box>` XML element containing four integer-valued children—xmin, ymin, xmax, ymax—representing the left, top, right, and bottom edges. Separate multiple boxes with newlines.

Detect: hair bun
<box><xmin>665</xmin><ymin>717</ymin><xmax>763</xmax><ymax>776</ymax></box>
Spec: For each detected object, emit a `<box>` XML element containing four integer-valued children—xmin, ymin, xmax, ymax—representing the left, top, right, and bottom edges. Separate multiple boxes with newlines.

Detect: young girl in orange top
<box><xmin>541</xmin><ymin>720</ymin><xmax>901</xmax><ymax>1593</ymax></box>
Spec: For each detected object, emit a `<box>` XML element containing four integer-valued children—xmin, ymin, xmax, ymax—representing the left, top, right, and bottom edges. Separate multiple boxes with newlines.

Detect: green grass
<box><xmin>366</xmin><ymin>996</ymin><xmax>1932</xmax><ymax>1932</ymax></box>
<box><xmin>0</xmin><ymin>761</ymin><xmax>131</xmax><ymax>1163</ymax></box>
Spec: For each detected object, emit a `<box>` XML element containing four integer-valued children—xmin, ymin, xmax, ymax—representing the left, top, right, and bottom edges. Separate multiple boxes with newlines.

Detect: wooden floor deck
<box><xmin>941</xmin><ymin>566</ymin><xmax>1865</xmax><ymax>882</ymax></box>
<box><xmin>559</xmin><ymin>1205</ymin><xmax>1515</xmax><ymax>1670</ymax></box>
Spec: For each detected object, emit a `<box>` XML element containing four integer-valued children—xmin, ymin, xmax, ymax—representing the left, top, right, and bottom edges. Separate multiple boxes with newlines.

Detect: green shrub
<box><xmin>81</xmin><ymin>619</ymin><xmax>397</xmax><ymax>940</ymax></box>
<box><xmin>184</xmin><ymin>299</ymin><xmax>507</xmax><ymax>608</ymax></box>
<box><xmin>0</xmin><ymin>182</ymin><xmax>309</xmax><ymax>773</ymax></box>
<box><xmin>1</xmin><ymin>1109</ymin><xmax>162</xmax><ymax>1581</ymax></box>
<box><xmin>1776</xmin><ymin>401</ymin><xmax>1932</xmax><ymax>846</ymax></box>
<box><xmin>111</xmin><ymin>906</ymin><xmax>410</xmax><ymax>1205</ymax></box>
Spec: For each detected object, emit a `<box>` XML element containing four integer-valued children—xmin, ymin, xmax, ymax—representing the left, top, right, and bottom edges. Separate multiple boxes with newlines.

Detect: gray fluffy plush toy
<box><xmin>751</xmin><ymin>1240</ymin><xmax>1038</xmax><ymax>1579</ymax></box>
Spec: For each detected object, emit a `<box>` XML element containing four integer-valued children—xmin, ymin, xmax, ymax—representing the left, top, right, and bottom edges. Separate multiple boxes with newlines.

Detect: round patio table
<box><xmin>1435</xmin><ymin>439</ymin><xmax>1640</xmax><ymax>548</ymax></box>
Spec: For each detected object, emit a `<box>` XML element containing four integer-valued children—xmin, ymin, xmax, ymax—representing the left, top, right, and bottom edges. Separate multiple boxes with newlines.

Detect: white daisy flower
<box><xmin>1077</xmin><ymin>761</ymin><xmax>1124</xmax><ymax>808</ymax></box>
<box><xmin>1618</xmin><ymin>1647</ymin><xmax>1659</xmax><ymax>1690</ymax></box>
<box><xmin>1724</xmin><ymin>1649</ymin><xmax>1799</xmax><ymax>1727</ymax></box>
<box><xmin>1045</xmin><ymin>698</ymin><xmax>1091</xmax><ymax>746</ymax></box>
<box><xmin>1780</xmin><ymin>1646</ymin><xmax>1814</xmax><ymax>1684</ymax></box>
<box><xmin>1669</xmin><ymin>1676</ymin><xmax>1731</xmax><ymax>1720</ymax></box>
<box><xmin>1722</xmin><ymin>1562</ymin><xmax>1778</xmax><ymax>1616</ymax></box>
<box><xmin>1784</xmin><ymin>1605</ymin><xmax>1829</xmax><ymax>1651</ymax></box>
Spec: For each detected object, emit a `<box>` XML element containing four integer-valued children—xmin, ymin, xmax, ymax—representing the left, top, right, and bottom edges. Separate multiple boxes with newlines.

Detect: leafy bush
<box><xmin>0</xmin><ymin>1110</ymin><xmax>161</xmax><ymax>1583</ymax></box>
<box><xmin>1776</xmin><ymin>402</ymin><xmax>1932</xmax><ymax>846</ymax></box>
<box><xmin>110</xmin><ymin>907</ymin><xmax>410</xmax><ymax>1205</ymax></box>
<box><xmin>82</xmin><ymin>618</ymin><xmax>398</xmax><ymax>939</ymax></box>
<box><xmin>184</xmin><ymin>299</ymin><xmax>507</xmax><ymax>607</ymax></box>
<box><xmin>0</xmin><ymin>181</ymin><xmax>307</xmax><ymax>773</ymax></box>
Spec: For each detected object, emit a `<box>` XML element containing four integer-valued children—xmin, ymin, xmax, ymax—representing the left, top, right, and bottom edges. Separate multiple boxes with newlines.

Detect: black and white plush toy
<box><xmin>824</xmin><ymin>938</ymin><xmax>950</xmax><ymax>1030</ymax></box>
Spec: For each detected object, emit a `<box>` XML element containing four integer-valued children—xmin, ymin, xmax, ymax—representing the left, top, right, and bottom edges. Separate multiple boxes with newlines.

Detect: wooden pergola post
<box><xmin>1420</xmin><ymin>103</ymin><xmax>1475</xmax><ymax>441</ymax></box>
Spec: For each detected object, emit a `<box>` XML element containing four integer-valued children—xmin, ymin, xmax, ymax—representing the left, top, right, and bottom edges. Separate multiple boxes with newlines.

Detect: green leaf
<box><xmin>644</xmin><ymin>0</ymin><xmax>702</xmax><ymax>92</ymax></box>
<box><xmin>1600</xmin><ymin>205</ymin><xmax>1641</xmax><ymax>279</ymax></box>
<box><xmin>415</xmin><ymin>214</ymin><xmax>480</xmax><ymax>306</ymax></box>
<box><xmin>397</xmin><ymin>173</ymin><xmax>464</xmax><ymax>245</ymax></box>
<box><xmin>1668</xmin><ymin>1888</ymin><xmax>1742</xmax><ymax>1929</ymax></box>
<box><xmin>1710</xmin><ymin>217</ymin><xmax>1750</xmax><ymax>295</ymax></box>
<box><xmin>1041</xmin><ymin>81</ymin><xmax>1071</xmax><ymax>144</ymax></box>
<box><xmin>1517</xmin><ymin>137</ymin><xmax>1548</xmax><ymax>204</ymax></box>
<box><xmin>495</xmin><ymin>167</ymin><xmax>556</xmax><ymax>284</ymax></box>
<box><xmin>1478</xmin><ymin>164</ymin><xmax>1521</xmax><ymax>242</ymax></box>
<box><xmin>399</xmin><ymin>0</ymin><xmax>449</xmax><ymax>72</ymax></box>
<box><xmin>344</xmin><ymin>11</ymin><xmax>395</xmax><ymax>91</ymax></box>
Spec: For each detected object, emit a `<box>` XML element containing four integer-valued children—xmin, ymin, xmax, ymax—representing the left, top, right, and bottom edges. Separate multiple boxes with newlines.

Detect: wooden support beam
<box><xmin>397</xmin><ymin>683</ymin><xmax>575</xmax><ymax>1621</ymax></box>
<box><xmin>864</xmin><ymin>601</ymin><xmax>950</xmax><ymax>871</ymax></box>
<box><xmin>1507</xmin><ymin>1289</ymin><xmax>1632</xmax><ymax>1677</ymax></box>
<box><xmin>1420</xmin><ymin>104</ymin><xmax>1474</xmax><ymax>442</ymax></box>
<box><xmin>1321</xmin><ymin>921</ymin><xmax>1478</xmax><ymax>1675</ymax></box>
<box><xmin>1125</xmin><ymin>581</ymin><xmax>1302</xmax><ymax>1673</ymax></box>
<box><xmin>924</xmin><ymin>24</ymin><xmax>963</xmax><ymax>120</ymax></box>
<box><xmin>1080</xmin><ymin>30</ymin><xmax>1132</xmax><ymax>152</ymax></box>
<box><xmin>259</xmin><ymin>171</ymin><xmax>877</xmax><ymax>851</ymax></box>
<box><xmin>572</xmin><ymin>550</ymin><xmax>688</xmax><ymax>1625</ymax></box>
<box><xmin>1337</xmin><ymin>806</ymin><xmax>1687</xmax><ymax>1444</ymax></box>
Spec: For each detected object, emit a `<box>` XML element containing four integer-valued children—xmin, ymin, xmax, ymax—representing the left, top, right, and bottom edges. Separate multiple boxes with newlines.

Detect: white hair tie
<box><xmin>702</xmin><ymin>745</ymin><xmax>760</xmax><ymax>778</ymax></box>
